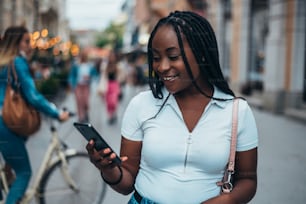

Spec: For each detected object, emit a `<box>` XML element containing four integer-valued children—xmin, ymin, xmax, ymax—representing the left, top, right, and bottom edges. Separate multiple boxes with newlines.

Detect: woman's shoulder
<box><xmin>129</xmin><ymin>89</ymin><xmax>167</xmax><ymax>108</ymax></box>
<box><xmin>229</xmin><ymin>95</ymin><xmax>251</xmax><ymax>112</ymax></box>
<box><xmin>14</xmin><ymin>55</ymin><xmax>27</xmax><ymax>62</ymax></box>
<box><xmin>14</xmin><ymin>56</ymin><xmax>28</xmax><ymax>68</ymax></box>
<box><xmin>214</xmin><ymin>86</ymin><xmax>251</xmax><ymax>110</ymax></box>
<box><xmin>130</xmin><ymin>90</ymin><xmax>155</xmax><ymax>104</ymax></box>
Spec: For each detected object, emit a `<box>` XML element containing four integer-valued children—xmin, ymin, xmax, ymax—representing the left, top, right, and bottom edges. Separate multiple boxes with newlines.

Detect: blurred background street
<box><xmin>1</xmin><ymin>0</ymin><xmax>305</xmax><ymax>203</ymax></box>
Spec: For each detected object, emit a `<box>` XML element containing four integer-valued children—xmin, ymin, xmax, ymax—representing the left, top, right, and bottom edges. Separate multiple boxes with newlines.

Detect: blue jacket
<box><xmin>68</xmin><ymin>60</ymin><xmax>98</xmax><ymax>90</ymax></box>
<box><xmin>0</xmin><ymin>56</ymin><xmax>59</xmax><ymax>118</ymax></box>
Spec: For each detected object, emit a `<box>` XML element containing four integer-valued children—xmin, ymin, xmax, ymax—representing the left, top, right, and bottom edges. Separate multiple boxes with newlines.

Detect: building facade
<box><xmin>121</xmin><ymin>0</ymin><xmax>306</xmax><ymax>118</ymax></box>
<box><xmin>209</xmin><ymin>0</ymin><xmax>306</xmax><ymax>116</ymax></box>
<box><xmin>0</xmin><ymin>0</ymin><xmax>69</xmax><ymax>41</ymax></box>
<box><xmin>121</xmin><ymin>0</ymin><xmax>198</xmax><ymax>52</ymax></box>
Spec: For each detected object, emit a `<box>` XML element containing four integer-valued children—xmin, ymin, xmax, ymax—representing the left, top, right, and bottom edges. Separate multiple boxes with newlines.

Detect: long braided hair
<box><xmin>147</xmin><ymin>11</ymin><xmax>235</xmax><ymax>101</ymax></box>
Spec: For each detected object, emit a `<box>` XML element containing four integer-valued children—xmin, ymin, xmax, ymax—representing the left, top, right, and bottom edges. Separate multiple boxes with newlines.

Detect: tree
<box><xmin>95</xmin><ymin>23</ymin><xmax>124</xmax><ymax>50</ymax></box>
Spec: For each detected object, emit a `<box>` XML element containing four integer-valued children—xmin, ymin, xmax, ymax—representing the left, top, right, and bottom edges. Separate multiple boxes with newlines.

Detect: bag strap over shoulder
<box><xmin>7</xmin><ymin>61</ymin><xmax>19</xmax><ymax>85</ymax></box>
<box><xmin>228</xmin><ymin>98</ymin><xmax>239</xmax><ymax>172</ymax></box>
<box><xmin>217</xmin><ymin>98</ymin><xmax>239</xmax><ymax>193</ymax></box>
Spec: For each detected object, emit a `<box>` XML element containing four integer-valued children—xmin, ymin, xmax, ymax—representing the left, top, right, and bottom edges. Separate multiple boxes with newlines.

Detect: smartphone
<box><xmin>73</xmin><ymin>122</ymin><xmax>121</xmax><ymax>164</ymax></box>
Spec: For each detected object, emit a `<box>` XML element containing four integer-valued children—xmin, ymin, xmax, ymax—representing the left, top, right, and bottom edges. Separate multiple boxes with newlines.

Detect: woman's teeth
<box><xmin>163</xmin><ymin>76</ymin><xmax>177</xmax><ymax>81</ymax></box>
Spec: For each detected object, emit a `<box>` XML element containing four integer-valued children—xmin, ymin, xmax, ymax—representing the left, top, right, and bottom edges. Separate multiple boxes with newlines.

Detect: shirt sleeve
<box><xmin>14</xmin><ymin>57</ymin><xmax>59</xmax><ymax>119</ymax></box>
<box><xmin>236</xmin><ymin>100</ymin><xmax>259</xmax><ymax>152</ymax></box>
<box><xmin>121</xmin><ymin>93</ymin><xmax>144</xmax><ymax>141</ymax></box>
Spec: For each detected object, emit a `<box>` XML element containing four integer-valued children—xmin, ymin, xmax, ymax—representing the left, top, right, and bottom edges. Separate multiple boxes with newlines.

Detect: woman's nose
<box><xmin>157</xmin><ymin>58</ymin><xmax>170</xmax><ymax>73</ymax></box>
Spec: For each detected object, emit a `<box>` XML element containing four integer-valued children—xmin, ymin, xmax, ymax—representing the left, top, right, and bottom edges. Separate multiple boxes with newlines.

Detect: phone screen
<box><xmin>73</xmin><ymin>122</ymin><xmax>121</xmax><ymax>164</ymax></box>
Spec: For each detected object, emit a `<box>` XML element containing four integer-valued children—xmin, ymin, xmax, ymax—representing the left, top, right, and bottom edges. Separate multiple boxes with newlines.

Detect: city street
<box><xmin>1</xmin><ymin>1</ymin><xmax>305</xmax><ymax>204</ymax></box>
<box><xmin>27</xmin><ymin>84</ymin><xmax>306</xmax><ymax>204</ymax></box>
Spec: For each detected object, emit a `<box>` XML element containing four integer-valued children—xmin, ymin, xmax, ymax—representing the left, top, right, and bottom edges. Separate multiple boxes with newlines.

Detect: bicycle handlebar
<box><xmin>61</xmin><ymin>107</ymin><xmax>76</xmax><ymax>117</ymax></box>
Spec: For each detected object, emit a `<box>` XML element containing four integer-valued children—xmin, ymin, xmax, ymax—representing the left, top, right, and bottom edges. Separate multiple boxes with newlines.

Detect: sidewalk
<box><xmin>284</xmin><ymin>107</ymin><xmax>306</xmax><ymax>123</ymax></box>
<box><xmin>244</xmin><ymin>94</ymin><xmax>306</xmax><ymax>123</ymax></box>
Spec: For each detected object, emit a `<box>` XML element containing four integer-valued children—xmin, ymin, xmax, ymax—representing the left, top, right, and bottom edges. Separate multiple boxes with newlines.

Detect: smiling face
<box><xmin>151</xmin><ymin>25</ymin><xmax>206</xmax><ymax>95</ymax></box>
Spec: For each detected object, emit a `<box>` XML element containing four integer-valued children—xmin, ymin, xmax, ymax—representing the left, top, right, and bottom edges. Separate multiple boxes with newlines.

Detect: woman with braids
<box><xmin>86</xmin><ymin>11</ymin><xmax>258</xmax><ymax>204</ymax></box>
<box><xmin>0</xmin><ymin>26</ymin><xmax>70</xmax><ymax>204</ymax></box>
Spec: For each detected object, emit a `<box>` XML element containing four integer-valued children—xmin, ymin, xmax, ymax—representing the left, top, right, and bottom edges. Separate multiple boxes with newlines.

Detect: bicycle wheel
<box><xmin>38</xmin><ymin>152</ymin><xmax>107</xmax><ymax>204</ymax></box>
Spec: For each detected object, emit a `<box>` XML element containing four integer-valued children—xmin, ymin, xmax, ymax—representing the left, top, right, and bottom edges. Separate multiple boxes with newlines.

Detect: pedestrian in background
<box><xmin>133</xmin><ymin>49</ymin><xmax>148</xmax><ymax>87</ymax></box>
<box><xmin>86</xmin><ymin>11</ymin><xmax>258</xmax><ymax>204</ymax></box>
<box><xmin>68</xmin><ymin>51</ymin><xmax>98</xmax><ymax>123</ymax></box>
<box><xmin>98</xmin><ymin>50</ymin><xmax>122</xmax><ymax>125</ymax></box>
<box><xmin>0</xmin><ymin>25</ymin><xmax>69</xmax><ymax>204</ymax></box>
<box><xmin>121</xmin><ymin>50</ymin><xmax>148</xmax><ymax>101</ymax></box>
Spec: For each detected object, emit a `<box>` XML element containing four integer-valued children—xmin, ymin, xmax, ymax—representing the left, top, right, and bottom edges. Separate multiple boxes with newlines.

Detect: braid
<box><xmin>148</xmin><ymin>19</ymin><xmax>168</xmax><ymax>99</ymax></box>
<box><xmin>169</xmin><ymin>13</ymin><xmax>214</xmax><ymax>99</ymax></box>
<box><xmin>148</xmin><ymin>11</ymin><xmax>236</xmax><ymax>101</ymax></box>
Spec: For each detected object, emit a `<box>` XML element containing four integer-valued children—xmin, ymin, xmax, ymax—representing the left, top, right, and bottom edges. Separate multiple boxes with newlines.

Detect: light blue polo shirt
<box><xmin>121</xmin><ymin>87</ymin><xmax>258</xmax><ymax>204</ymax></box>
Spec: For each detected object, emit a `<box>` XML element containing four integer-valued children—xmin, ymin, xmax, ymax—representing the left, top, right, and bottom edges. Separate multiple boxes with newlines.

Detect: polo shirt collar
<box><xmin>155</xmin><ymin>86</ymin><xmax>233</xmax><ymax>109</ymax></box>
<box><xmin>154</xmin><ymin>87</ymin><xmax>172</xmax><ymax>106</ymax></box>
<box><xmin>210</xmin><ymin>86</ymin><xmax>234</xmax><ymax>108</ymax></box>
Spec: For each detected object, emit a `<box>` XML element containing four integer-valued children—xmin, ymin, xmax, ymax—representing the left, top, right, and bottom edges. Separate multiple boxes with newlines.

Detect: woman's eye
<box><xmin>153</xmin><ymin>56</ymin><xmax>160</xmax><ymax>62</ymax></box>
<box><xmin>169</xmin><ymin>55</ymin><xmax>180</xmax><ymax>61</ymax></box>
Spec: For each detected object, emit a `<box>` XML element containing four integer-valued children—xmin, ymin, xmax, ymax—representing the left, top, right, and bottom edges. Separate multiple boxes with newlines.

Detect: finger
<box><xmin>102</xmin><ymin>152</ymin><xmax>115</xmax><ymax>163</ymax></box>
<box><xmin>102</xmin><ymin>148</ymin><xmax>112</xmax><ymax>155</ymax></box>
<box><xmin>93</xmin><ymin>157</ymin><xmax>112</xmax><ymax>169</ymax></box>
<box><xmin>86</xmin><ymin>140</ymin><xmax>95</xmax><ymax>154</ymax></box>
<box><xmin>104</xmin><ymin>153</ymin><xmax>121</xmax><ymax>167</ymax></box>
<box><xmin>120</xmin><ymin>156</ymin><xmax>128</xmax><ymax>162</ymax></box>
<box><xmin>94</xmin><ymin>157</ymin><xmax>103</xmax><ymax>163</ymax></box>
<box><xmin>90</xmin><ymin>156</ymin><xmax>100</xmax><ymax>164</ymax></box>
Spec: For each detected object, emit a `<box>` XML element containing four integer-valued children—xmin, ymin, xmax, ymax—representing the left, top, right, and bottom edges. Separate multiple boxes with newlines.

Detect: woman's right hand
<box><xmin>86</xmin><ymin>140</ymin><xmax>120</xmax><ymax>170</ymax></box>
<box><xmin>87</xmin><ymin>138</ymin><xmax>138</xmax><ymax>194</ymax></box>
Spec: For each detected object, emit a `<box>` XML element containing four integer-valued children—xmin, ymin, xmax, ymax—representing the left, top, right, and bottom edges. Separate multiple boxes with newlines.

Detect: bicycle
<box><xmin>0</xmin><ymin>113</ymin><xmax>107</xmax><ymax>204</ymax></box>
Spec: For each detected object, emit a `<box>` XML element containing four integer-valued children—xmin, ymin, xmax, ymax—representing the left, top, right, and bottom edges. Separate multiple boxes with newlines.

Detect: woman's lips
<box><xmin>162</xmin><ymin>75</ymin><xmax>178</xmax><ymax>82</ymax></box>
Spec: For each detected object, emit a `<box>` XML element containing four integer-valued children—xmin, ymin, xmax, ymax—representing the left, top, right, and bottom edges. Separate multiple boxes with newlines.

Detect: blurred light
<box><xmin>30</xmin><ymin>39</ymin><xmax>36</xmax><ymax>49</ymax></box>
<box><xmin>71</xmin><ymin>44</ymin><xmax>80</xmax><ymax>56</ymax></box>
<box><xmin>32</xmin><ymin>31</ymin><xmax>40</xmax><ymax>40</ymax></box>
<box><xmin>43</xmin><ymin>42</ymin><xmax>50</xmax><ymax>50</ymax></box>
<box><xmin>66</xmin><ymin>41</ymin><xmax>72</xmax><ymax>49</ymax></box>
<box><xmin>41</xmin><ymin>29</ymin><xmax>48</xmax><ymax>38</ymax></box>
<box><xmin>37</xmin><ymin>39</ymin><xmax>44</xmax><ymax>49</ymax></box>
<box><xmin>55</xmin><ymin>36</ymin><xmax>61</xmax><ymax>42</ymax></box>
